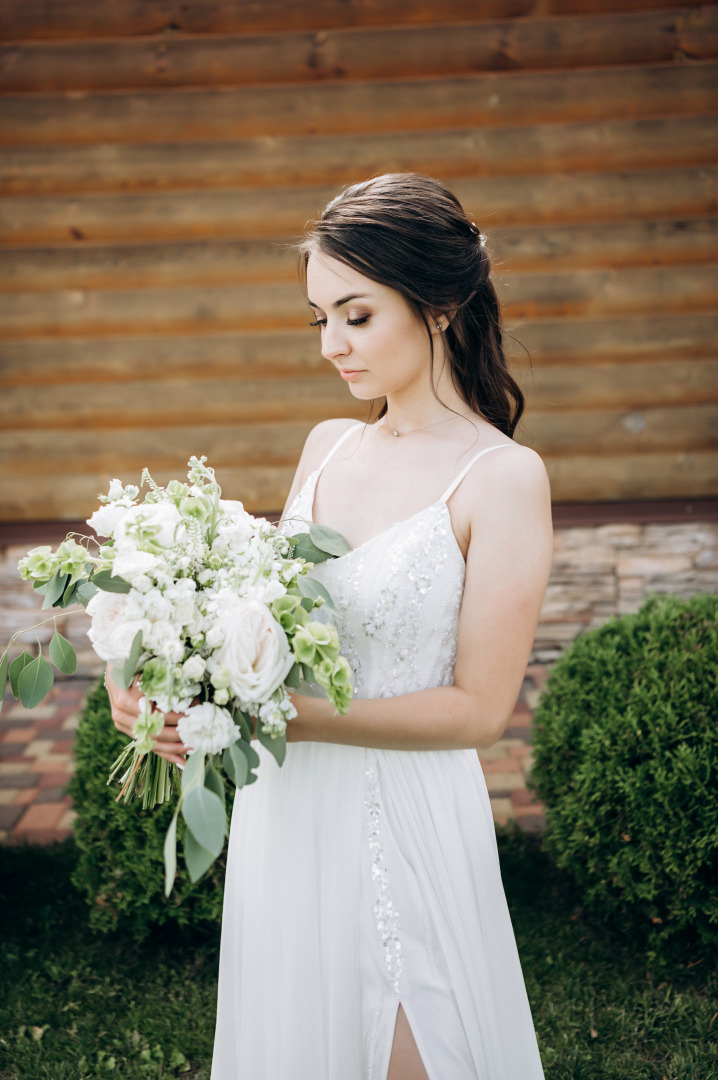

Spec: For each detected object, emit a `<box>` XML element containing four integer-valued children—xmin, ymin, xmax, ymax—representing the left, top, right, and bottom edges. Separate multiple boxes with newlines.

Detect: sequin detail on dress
<box><xmin>364</xmin><ymin>759</ymin><xmax>403</xmax><ymax>995</ymax></box>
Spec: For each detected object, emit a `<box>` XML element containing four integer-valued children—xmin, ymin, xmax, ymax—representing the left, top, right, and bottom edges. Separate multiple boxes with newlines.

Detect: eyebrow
<box><xmin>306</xmin><ymin>293</ymin><xmax>371</xmax><ymax>310</ymax></box>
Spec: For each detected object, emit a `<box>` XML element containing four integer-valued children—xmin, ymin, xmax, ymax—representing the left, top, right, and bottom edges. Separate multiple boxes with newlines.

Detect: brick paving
<box><xmin>0</xmin><ymin>666</ymin><xmax>548</xmax><ymax>844</ymax></box>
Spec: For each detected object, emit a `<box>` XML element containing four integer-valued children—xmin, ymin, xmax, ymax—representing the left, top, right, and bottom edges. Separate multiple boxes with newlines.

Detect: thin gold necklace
<box><xmin>383</xmin><ymin>412</ymin><xmax>472</xmax><ymax>438</ymax></box>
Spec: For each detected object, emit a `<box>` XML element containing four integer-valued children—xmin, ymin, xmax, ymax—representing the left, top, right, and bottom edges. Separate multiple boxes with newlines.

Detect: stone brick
<box><xmin>617</xmin><ymin>554</ymin><xmax>693</xmax><ymax>576</ymax></box>
<box><xmin>14</xmin><ymin>803</ymin><xmax>67</xmax><ymax>831</ymax></box>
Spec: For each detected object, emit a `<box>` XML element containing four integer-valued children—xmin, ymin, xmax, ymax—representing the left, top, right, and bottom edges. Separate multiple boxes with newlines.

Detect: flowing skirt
<box><xmin>211</xmin><ymin>739</ymin><xmax>544</xmax><ymax>1080</ymax></box>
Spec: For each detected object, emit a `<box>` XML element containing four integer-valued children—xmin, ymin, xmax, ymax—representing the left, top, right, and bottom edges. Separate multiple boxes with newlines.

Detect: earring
<box><xmin>436</xmin><ymin>322</ymin><xmax>443</xmax><ymax>331</ymax></box>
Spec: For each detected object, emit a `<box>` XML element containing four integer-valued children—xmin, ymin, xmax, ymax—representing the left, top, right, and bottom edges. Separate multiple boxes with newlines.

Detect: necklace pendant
<box><xmin>392</xmin><ymin>429</ymin><xmax>399</xmax><ymax>437</ymax></box>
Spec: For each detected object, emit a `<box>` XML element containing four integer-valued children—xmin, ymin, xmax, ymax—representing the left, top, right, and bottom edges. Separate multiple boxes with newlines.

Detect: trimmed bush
<box><xmin>530</xmin><ymin>593</ymin><xmax>718</xmax><ymax>966</ymax></box>
<box><xmin>68</xmin><ymin>678</ymin><xmax>226</xmax><ymax>938</ymax></box>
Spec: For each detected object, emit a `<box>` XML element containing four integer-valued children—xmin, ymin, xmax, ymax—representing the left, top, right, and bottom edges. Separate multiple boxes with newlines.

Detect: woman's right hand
<box><xmin>105</xmin><ymin>664</ymin><xmax>189</xmax><ymax>767</ymax></box>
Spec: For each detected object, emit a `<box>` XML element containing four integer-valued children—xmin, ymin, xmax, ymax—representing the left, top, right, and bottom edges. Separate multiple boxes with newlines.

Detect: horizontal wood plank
<box><xmin>2</xmin><ymin>314</ymin><xmax>717</xmax><ymax>388</ymax></box>
<box><xmin>517</xmin><ymin>358</ymin><xmax>718</xmax><ymax>410</ymax></box>
<box><xmin>1</xmin><ymin>264</ymin><xmax>716</xmax><ymax>337</ymax></box>
<box><xmin>3</xmin><ymin>116</ymin><xmax>715</xmax><ymax>196</ymax></box>
<box><xmin>2</xmin><ymin>10</ymin><xmax>716</xmax><ymax>92</ymax></box>
<box><xmin>543</xmin><ymin>449</ymin><xmax>718</xmax><ymax>501</ymax></box>
<box><xmin>516</xmin><ymin>403</ymin><xmax>718</xmax><ymax>454</ymax></box>
<box><xmin>2</xmin><ymin>219</ymin><xmax>716</xmax><ymax>292</ymax></box>
<box><xmin>2</xmin><ymin>1</ymin><xmax>712</xmax><ymax>41</ymax></box>
<box><xmin>2</xmin><ymin>64</ymin><xmax>716</xmax><ymax>147</ymax></box>
<box><xmin>2</xmin><ymin>168</ymin><xmax>716</xmax><ymax>245</ymax></box>
<box><xmin>513</xmin><ymin>312</ymin><xmax>718</xmax><ymax>362</ymax></box>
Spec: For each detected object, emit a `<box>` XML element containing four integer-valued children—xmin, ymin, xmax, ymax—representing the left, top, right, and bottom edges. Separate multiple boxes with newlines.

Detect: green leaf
<box><xmin>33</xmin><ymin>579</ymin><xmax>51</xmax><ymax>595</ymax></box>
<box><xmin>308</xmin><ymin>522</ymin><xmax>351</xmax><ymax>557</ymax></box>
<box><xmin>284</xmin><ymin>662</ymin><xmax>301</xmax><ymax>689</ymax></box>
<box><xmin>75</xmin><ymin>581</ymin><xmax>98</xmax><ymax>607</ymax></box>
<box><xmin>223</xmin><ymin>742</ymin><xmax>249</xmax><ymax>789</ymax></box>
<box><xmin>181</xmin><ymin>750</ymin><xmax>205</xmax><ymax>795</ymax></box>
<box><xmin>49</xmin><ymin>630</ymin><xmax>77</xmax><ymax>675</ymax></box>
<box><xmin>92</xmin><ymin>570</ymin><xmax>131</xmax><ymax>594</ymax></box>
<box><xmin>204</xmin><ymin>764</ymin><xmax>225</xmax><ymax>802</ymax></box>
<box><xmin>114</xmin><ymin>630</ymin><xmax>143</xmax><ymax>690</ymax></box>
<box><xmin>257</xmin><ymin>725</ymin><xmax>287</xmax><ymax>767</ymax></box>
<box><xmin>230</xmin><ymin>710</ymin><xmax>250</xmax><ymax>742</ymax></box>
<box><xmin>184</xmin><ymin>828</ymin><xmax>216</xmax><ymax>884</ymax></box>
<box><xmin>301</xmin><ymin>663</ymin><xmax>315</xmax><ymax>683</ymax></box>
<box><xmin>239</xmin><ymin>739</ymin><xmax>260</xmax><ymax>770</ymax></box>
<box><xmin>9</xmin><ymin>652</ymin><xmax>34</xmax><ymax>698</ymax></box>
<box><xmin>287</xmin><ymin>533</ymin><xmax>334</xmax><ymax>565</ymax></box>
<box><xmin>60</xmin><ymin>581</ymin><xmax>78</xmax><ymax>608</ymax></box>
<box><xmin>300</xmin><ymin>597</ymin><xmax>314</xmax><ymax>612</ymax></box>
<box><xmin>42</xmin><ymin>571</ymin><xmax>69</xmax><ymax>610</ymax></box>
<box><xmin>0</xmin><ymin>651</ymin><xmax>9</xmax><ymax>715</ymax></box>
<box><xmin>18</xmin><ymin>655</ymin><xmax>54</xmax><ymax>709</ymax></box>
<box><xmin>163</xmin><ymin>811</ymin><xmax>179</xmax><ymax>898</ymax></box>
<box><xmin>182</xmin><ymin>786</ymin><xmax>226</xmax><ymax>857</ymax></box>
<box><xmin>297</xmin><ymin>575</ymin><xmax>335</xmax><ymax>610</ymax></box>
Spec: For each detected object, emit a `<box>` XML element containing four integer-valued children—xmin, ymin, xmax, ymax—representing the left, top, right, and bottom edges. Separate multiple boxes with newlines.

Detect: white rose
<box><xmin>112</xmin><ymin>546</ymin><xmax>160</xmax><ymax>586</ymax></box>
<box><xmin>114</xmin><ymin>501</ymin><xmax>182</xmax><ymax>551</ymax></box>
<box><xmin>86</xmin><ymin>590</ymin><xmax>148</xmax><ymax>662</ymax></box>
<box><xmin>86</xmin><ymin>502</ymin><xmax>132</xmax><ymax>539</ymax></box>
<box><xmin>183</xmin><ymin>654</ymin><xmax>205</xmax><ymax>681</ymax></box>
<box><xmin>213</xmin><ymin>598</ymin><xmax>294</xmax><ymax>708</ymax></box>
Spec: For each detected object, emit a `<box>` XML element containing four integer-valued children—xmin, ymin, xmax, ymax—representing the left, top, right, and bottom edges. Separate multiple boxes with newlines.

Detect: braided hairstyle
<box><xmin>297</xmin><ymin>173</ymin><xmax>524</xmax><ymax>437</ymax></box>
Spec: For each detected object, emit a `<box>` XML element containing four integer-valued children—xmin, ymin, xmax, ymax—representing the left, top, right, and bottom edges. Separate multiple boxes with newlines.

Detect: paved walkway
<box><xmin>0</xmin><ymin>666</ymin><xmax>548</xmax><ymax>843</ymax></box>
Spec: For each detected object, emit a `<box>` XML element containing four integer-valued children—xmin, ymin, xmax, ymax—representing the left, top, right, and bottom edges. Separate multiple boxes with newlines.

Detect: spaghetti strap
<box><xmin>440</xmin><ymin>443</ymin><xmax>514</xmax><ymax>503</ymax></box>
<box><xmin>315</xmin><ymin>422</ymin><xmax>364</xmax><ymax>476</ymax></box>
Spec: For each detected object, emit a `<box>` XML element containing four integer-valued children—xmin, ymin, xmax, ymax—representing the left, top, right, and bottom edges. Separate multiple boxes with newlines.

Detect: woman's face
<box><xmin>305</xmin><ymin>253</ymin><xmax>437</xmax><ymax>401</ymax></box>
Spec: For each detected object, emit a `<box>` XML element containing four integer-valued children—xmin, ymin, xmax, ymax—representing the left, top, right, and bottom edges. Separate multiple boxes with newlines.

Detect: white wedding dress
<box><xmin>211</xmin><ymin>423</ymin><xmax>545</xmax><ymax>1080</ymax></box>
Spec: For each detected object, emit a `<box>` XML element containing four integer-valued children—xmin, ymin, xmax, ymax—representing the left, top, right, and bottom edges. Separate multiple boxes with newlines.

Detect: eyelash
<box><xmin>308</xmin><ymin>315</ymin><xmax>370</xmax><ymax>328</ymax></box>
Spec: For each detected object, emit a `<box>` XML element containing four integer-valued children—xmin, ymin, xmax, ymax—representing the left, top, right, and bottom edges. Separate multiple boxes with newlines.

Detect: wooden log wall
<box><xmin>1</xmin><ymin>0</ymin><xmax>717</xmax><ymax>521</ymax></box>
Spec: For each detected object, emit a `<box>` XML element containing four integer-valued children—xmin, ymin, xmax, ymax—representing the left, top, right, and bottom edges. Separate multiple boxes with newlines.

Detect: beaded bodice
<box><xmin>282</xmin><ymin>425</ymin><xmax>512</xmax><ymax>701</ymax></box>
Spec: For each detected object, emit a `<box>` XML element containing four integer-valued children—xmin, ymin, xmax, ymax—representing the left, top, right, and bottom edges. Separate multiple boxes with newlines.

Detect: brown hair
<box><xmin>297</xmin><ymin>173</ymin><xmax>524</xmax><ymax>438</ymax></box>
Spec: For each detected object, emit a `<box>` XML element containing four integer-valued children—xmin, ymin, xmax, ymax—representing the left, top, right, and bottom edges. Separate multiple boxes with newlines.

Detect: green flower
<box><xmin>55</xmin><ymin>539</ymin><xmax>90</xmax><ymax>586</ymax></box>
<box><xmin>179</xmin><ymin>495</ymin><xmax>212</xmax><ymax>524</ymax></box>
<box><xmin>292</xmin><ymin>627</ymin><xmax>316</xmax><ymax>666</ymax></box>
<box><xmin>18</xmin><ymin>546</ymin><xmax>57</xmax><ymax>581</ymax></box>
<box><xmin>138</xmin><ymin>657</ymin><xmax>172</xmax><ymax>699</ymax></box>
<box><xmin>133</xmin><ymin>699</ymin><xmax>165</xmax><ymax>753</ymax></box>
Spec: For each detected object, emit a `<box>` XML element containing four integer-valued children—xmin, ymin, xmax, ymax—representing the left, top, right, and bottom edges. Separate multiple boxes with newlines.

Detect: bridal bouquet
<box><xmin>1</xmin><ymin>456</ymin><xmax>353</xmax><ymax>893</ymax></box>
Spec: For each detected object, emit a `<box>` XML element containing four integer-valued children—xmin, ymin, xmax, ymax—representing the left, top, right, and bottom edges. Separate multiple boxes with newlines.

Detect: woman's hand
<box><xmin>105</xmin><ymin>664</ymin><xmax>189</xmax><ymax>767</ymax></box>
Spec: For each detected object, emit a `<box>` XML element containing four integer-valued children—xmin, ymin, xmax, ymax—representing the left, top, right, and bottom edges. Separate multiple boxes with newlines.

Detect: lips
<box><xmin>338</xmin><ymin>369</ymin><xmax>365</xmax><ymax>380</ymax></box>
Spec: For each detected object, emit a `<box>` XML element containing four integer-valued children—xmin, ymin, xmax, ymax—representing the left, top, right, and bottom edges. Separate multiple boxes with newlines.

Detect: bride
<box><xmin>108</xmin><ymin>173</ymin><xmax>553</xmax><ymax>1079</ymax></box>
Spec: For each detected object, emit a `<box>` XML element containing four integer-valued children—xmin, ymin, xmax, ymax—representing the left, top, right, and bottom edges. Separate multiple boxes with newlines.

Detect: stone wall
<box><xmin>1</xmin><ymin>518</ymin><xmax>717</xmax><ymax>679</ymax></box>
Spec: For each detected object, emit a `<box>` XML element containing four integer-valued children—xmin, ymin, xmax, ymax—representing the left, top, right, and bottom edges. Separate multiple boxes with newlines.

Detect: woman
<box><xmin>108</xmin><ymin>173</ymin><xmax>552</xmax><ymax>1079</ymax></box>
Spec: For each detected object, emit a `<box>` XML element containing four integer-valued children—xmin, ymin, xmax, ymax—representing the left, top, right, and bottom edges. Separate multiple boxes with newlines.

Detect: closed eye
<box><xmin>308</xmin><ymin>315</ymin><xmax>370</xmax><ymax>328</ymax></box>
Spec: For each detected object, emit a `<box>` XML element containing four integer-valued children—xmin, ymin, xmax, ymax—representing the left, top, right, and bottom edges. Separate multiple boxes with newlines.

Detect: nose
<box><xmin>320</xmin><ymin>319</ymin><xmax>350</xmax><ymax>362</ymax></box>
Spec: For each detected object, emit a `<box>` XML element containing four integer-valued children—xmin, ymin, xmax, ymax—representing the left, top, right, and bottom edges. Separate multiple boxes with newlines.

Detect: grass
<box><xmin>0</xmin><ymin>832</ymin><xmax>715</xmax><ymax>1080</ymax></box>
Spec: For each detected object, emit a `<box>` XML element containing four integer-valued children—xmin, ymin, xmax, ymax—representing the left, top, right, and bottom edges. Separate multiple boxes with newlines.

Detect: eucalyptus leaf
<box><xmin>42</xmin><ymin>572</ymin><xmax>69</xmax><ymax>610</ymax></box>
<box><xmin>245</xmin><ymin>770</ymin><xmax>258</xmax><ymax>786</ymax></box>
<box><xmin>49</xmin><ymin>630</ymin><xmax>77</xmax><ymax>676</ymax></box>
<box><xmin>33</xmin><ymin>579</ymin><xmax>51</xmax><ymax>595</ymax></box>
<box><xmin>204</xmin><ymin>765</ymin><xmax>225</xmax><ymax>802</ymax></box>
<box><xmin>238</xmin><ymin>739</ymin><xmax>260</xmax><ymax>770</ymax></box>
<box><xmin>0</xmin><ymin>651</ymin><xmax>9</xmax><ymax>715</ymax></box>
<box><xmin>301</xmin><ymin>663</ymin><xmax>315</xmax><ymax>683</ymax></box>
<box><xmin>300</xmin><ymin>597</ymin><xmax>314</xmax><ymax>613</ymax></box>
<box><xmin>184</xmin><ymin>828</ymin><xmax>216</xmax><ymax>884</ymax></box>
<box><xmin>223</xmin><ymin>742</ymin><xmax>249</xmax><ymax>788</ymax></box>
<box><xmin>288</xmin><ymin>533</ymin><xmax>334</xmax><ymax>565</ymax></box>
<box><xmin>257</xmin><ymin>725</ymin><xmax>287</xmax><ymax>767</ymax></box>
<box><xmin>75</xmin><ymin>581</ymin><xmax>98</xmax><ymax>607</ymax></box>
<box><xmin>114</xmin><ymin>660</ymin><xmax>135</xmax><ymax>691</ymax></box>
<box><xmin>182</xmin><ymin>786</ymin><xmax>226</xmax><ymax>857</ymax></box>
<box><xmin>284</xmin><ymin>662</ymin><xmax>301</xmax><ymax>690</ymax></box>
<box><xmin>92</xmin><ymin>570</ymin><xmax>131</xmax><ymax>594</ymax></box>
<box><xmin>18</xmin><ymin>655</ymin><xmax>54</xmax><ymax>709</ymax></box>
<box><xmin>9</xmin><ymin>652</ymin><xmax>33</xmax><ymax>699</ymax></box>
<box><xmin>235</xmin><ymin>711</ymin><xmax>252</xmax><ymax>743</ymax></box>
<box><xmin>181</xmin><ymin>750</ymin><xmax>205</xmax><ymax>795</ymax></box>
<box><xmin>297</xmin><ymin>575</ymin><xmax>335</xmax><ymax>610</ymax></box>
<box><xmin>126</xmin><ymin>630</ymin><xmax>143</xmax><ymax>675</ymax></box>
<box><xmin>163</xmin><ymin>811</ymin><xmax>179</xmax><ymax>898</ymax></box>
<box><xmin>60</xmin><ymin>581</ymin><xmax>78</xmax><ymax>608</ymax></box>
<box><xmin>308</xmin><ymin>522</ymin><xmax>351</xmax><ymax>557</ymax></box>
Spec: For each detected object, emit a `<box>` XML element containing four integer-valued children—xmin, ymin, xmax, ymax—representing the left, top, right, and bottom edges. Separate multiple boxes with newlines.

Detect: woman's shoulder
<box><xmin>457</xmin><ymin>437</ymin><xmax>551</xmax><ymax>520</ymax></box>
<box><xmin>299</xmin><ymin>418</ymin><xmax>363</xmax><ymax>475</ymax></box>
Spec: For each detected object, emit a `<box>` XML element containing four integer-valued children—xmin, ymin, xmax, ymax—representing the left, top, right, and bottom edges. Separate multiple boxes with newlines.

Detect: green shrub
<box><xmin>68</xmin><ymin>678</ymin><xmax>226</xmax><ymax>938</ymax></box>
<box><xmin>530</xmin><ymin>592</ymin><xmax>718</xmax><ymax>966</ymax></box>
